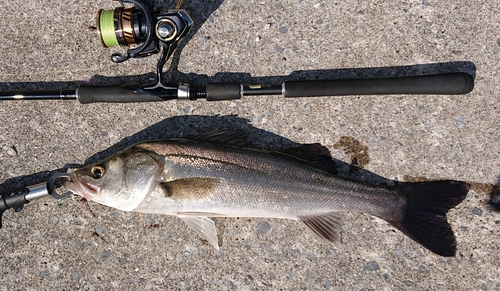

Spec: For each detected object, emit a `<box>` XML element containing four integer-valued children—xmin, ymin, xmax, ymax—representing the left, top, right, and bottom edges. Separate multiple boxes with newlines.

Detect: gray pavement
<box><xmin>0</xmin><ymin>0</ymin><xmax>499</xmax><ymax>290</ymax></box>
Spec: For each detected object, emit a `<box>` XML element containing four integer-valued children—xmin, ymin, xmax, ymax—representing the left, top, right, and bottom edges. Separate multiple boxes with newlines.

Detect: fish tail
<box><xmin>389</xmin><ymin>180</ymin><xmax>469</xmax><ymax>257</ymax></box>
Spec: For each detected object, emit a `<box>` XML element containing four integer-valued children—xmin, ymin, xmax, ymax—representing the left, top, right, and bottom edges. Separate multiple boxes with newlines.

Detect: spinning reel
<box><xmin>96</xmin><ymin>0</ymin><xmax>192</xmax><ymax>88</ymax></box>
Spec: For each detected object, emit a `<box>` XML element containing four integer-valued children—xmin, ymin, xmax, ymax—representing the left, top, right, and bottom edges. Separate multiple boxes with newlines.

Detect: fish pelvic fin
<box><xmin>299</xmin><ymin>212</ymin><xmax>344</xmax><ymax>243</ymax></box>
<box><xmin>388</xmin><ymin>180</ymin><xmax>469</xmax><ymax>257</ymax></box>
<box><xmin>178</xmin><ymin>215</ymin><xmax>220</xmax><ymax>250</ymax></box>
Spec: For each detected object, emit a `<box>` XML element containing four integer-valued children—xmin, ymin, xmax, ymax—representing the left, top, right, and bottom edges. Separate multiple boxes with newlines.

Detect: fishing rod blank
<box><xmin>0</xmin><ymin>73</ymin><xmax>474</xmax><ymax>103</ymax></box>
<box><xmin>0</xmin><ymin>90</ymin><xmax>77</xmax><ymax>100</ymax></box>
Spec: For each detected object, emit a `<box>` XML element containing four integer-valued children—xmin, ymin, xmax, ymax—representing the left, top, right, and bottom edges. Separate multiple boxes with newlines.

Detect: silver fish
<box><xmin>64</xmin><ymin>131</ymin><xmax>468</xmax><ymax>256</ymax></box>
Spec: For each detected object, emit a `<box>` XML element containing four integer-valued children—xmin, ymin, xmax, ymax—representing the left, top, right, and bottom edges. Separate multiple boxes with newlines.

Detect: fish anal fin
<box><xmin>178</xmin><ymin>216</ymin><xmax>220</xmax><ymax>250</ymax></box>
<box><xmin>279</xmin><ymin>144</ymin><xmax>339</xmax><ymax>175</ymax></box>
<box><xmin>159</xmin><ymin>178</ymin><xmax>219</xmax><ymax>200</ymax></box>
<box><xmin>299</xmin><ymin>212</ymin><xmax>344</xmax><ymax>243</ymax></box>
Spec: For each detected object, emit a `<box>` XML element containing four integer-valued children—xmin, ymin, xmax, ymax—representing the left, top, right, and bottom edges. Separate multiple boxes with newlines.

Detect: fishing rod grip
<box><xmin>76</xmin><ymin>83</ymin><xmax>242</xmax><ymax>103</ymax></box>
<box><xmin>74</xmin><ymin>73</ymin><xmax>473</xmax><ymax>103</ymax></box>
<box><xmin>76</xmin><ymin>85</ymin><xmax>170</xmax><ymax>103</ymax></box>
<box><xmin>0</xmin><ymin>187</ymin><xmax>30</xmax><ymax>228</ymax></box>
<box><xmin>0</xmin><ymin>183</ymin><xmax>51</xmax><ymax>228</ymax></box>
<box><xmin>283</xmin><ymin>73</ymin><xmax>474</xmax><ymax>97</ymax></box>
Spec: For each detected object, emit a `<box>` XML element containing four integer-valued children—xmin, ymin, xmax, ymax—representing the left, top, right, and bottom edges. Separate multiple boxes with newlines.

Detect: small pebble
<box><xmin>279</xmin><ymin>26</ymin><xmax>288</xmax><ymax>33</ymax></box>
<box><xmin>101</xmin><ymin>250</ymin><xmax>110</xmax><ymax>259</ymax></box>
<box><xmin>266</xmin><ymin>244</ymin><xmax>276</xmax><ymax>252</ymax></box>
<box><xmin>366</xmin><ymin>261</ymin><xmax>380</xmax><ymax>271</ymax></box>
<box><xmin>256</xmin><ymin>221</ymin><xmax>271</xmax><ymax>234</ymax></box>
<box><xmin>455</xmin><ymin>116</ymin><xmax>465</xmax><ymax>128</ymax></box>
<box><xmin>244</xmin><ymin>275</ymin><xmax>254</xmax><ymax>284</ymax></box>
<box><xmin>96</xmin><ymin>225</ymin><xmax>106</xmax><ymax>236</ymax></box>
<box><xmin>228</xmin><ymin>280</ymin><xmax>237</xmax><ymax>289</ymax></box>
<box><xmin>470</xmin><ymin>207</ymin><xmax>483</xmax><ymax>216</ymax></box>
<box><xmin>40</xmin><ymin>270</ymin><xmax>49</xmax><ymax>278</ymax></box>
<box><xmin>7</xmin><ymin>147</ymin><xmax>15</xmax><ymax>156</ymax></box>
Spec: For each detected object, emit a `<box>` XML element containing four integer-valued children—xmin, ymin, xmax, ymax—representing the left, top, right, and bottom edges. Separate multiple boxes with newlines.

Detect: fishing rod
<box><xmin>0</xmin><ymin>0</ymin><xmax>474</xmax><ymax>103</ymax></box>
<box><xmin>0</xmin><ymin>173</ymin><xmax>72</xmax><ymax>227</ymax></box>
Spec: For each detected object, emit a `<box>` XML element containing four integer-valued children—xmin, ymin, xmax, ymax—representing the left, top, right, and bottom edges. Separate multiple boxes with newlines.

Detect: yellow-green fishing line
<box><xmin>99</xmin><ymin>10</ymin><xmax>119</xmax><ymax>47</ymax></box>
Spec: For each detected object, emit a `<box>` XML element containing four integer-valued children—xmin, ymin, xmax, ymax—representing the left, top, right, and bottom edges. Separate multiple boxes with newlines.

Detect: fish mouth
<box><xmin>65</xmin><ymin>172</ymin><xmax>100</xmax><ymax>201</ymax></box>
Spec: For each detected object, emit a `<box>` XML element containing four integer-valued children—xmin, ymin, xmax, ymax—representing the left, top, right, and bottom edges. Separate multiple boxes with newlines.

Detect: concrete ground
<box><xmin>0</xmin><ymin>0</ymin><xmax>499</xmax><ymax>290</ymax></box>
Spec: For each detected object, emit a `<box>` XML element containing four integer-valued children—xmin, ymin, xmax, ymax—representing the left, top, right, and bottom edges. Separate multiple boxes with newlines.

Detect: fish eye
<box><xmin>91</xmin><ymin>165</ymin><xmax>105</xmax><ymax>179</ymax></box>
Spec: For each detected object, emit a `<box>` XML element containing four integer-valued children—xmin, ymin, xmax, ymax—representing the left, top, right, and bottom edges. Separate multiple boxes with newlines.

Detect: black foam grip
<box><xmin>76</xmin><ymin>86</ymin><xmax>166</xmax><ymax>104</ymax></box>
<box><xmin>284</xmin><ymin>73</ymin><xmax>474</xmax><ymax>97</ymax></box>
<box><xmin>205</xmin><ymin>83</ymin><xmax>242</xmax><ymax>101</ymax></box>
<box><xmin>0</xmin><ymin>187</ymin><xmax>29</xmax><ymax>228</ymax></box>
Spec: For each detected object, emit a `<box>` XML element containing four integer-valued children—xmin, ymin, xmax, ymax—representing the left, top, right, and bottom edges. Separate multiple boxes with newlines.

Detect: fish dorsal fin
<box><xmin>190</xmin><ymin>131</ymin><xmax>338</xmax><ymax>174</ymax></box>
<box><xmin>159</xmin><ymin>178</ymin><xmax>220</xmax><ymax>200</ymax></box>
<box><xmin>299</xmin><ymin>212</ymin><xmax>344</xmax><ymax>243</ymax></box>
<box><xmin>178</xmin><ymin>215</ymin><xmax>220</xmax><ymax>250</ymax></box>
<box><xmin>279</xmin><ymin>144</ymin><xmax>339</xmax><ymax>175</ymax></box>
<box><xmin>190</xmin><ymin>130</ymin><xmax>254</xmax><ymax>147</ymax></box>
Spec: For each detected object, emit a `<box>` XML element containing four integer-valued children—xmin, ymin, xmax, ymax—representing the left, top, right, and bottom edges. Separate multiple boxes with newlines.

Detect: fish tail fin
<box><xmin>389</xmin><ymin>180</ymin><xmax>469</xmax><ymax>257</ymax></box>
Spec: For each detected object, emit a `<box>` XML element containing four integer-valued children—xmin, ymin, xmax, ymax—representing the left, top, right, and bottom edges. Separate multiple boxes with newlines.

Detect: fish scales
<box><xmin>136</xmin><ymin>141</ymin><xmax>401</xmax><ymax>219</ymax></box>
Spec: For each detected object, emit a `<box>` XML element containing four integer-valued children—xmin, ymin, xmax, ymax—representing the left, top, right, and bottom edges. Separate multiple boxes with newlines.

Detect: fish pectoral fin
<box><xmin>298</xmin><ymin>212</ymin><xmax>344</xmax><ymax>244</ymax></box>
<box><xmin>178</xmin><ymin>215</ymin><xmax>220</xmax><ymax>251</ymax></box>
<box><xmin>159</xmin><ymin>178</ymin><xmax>219</xmax><ymax>200</ymax></box>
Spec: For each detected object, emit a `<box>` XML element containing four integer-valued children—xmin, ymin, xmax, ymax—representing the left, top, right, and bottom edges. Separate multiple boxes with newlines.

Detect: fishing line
<box><xmin>97</xmin><ymin>9</ymin><xmax>119</xmax><ymax>47</ymax></box>
<box><xmin>97</xmin><ymin>6</ymin><xmax>145</xmax><ymax>48</ymax></box>
<box><xmin>175</xmin><ymin>0</ymin><xmax>184</xmax><ymax>9</ymax></box>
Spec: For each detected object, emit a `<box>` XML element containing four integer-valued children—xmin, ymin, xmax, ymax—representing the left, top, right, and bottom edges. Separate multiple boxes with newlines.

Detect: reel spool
<box><xmin>96</xmin><ymin>7</ymin><xmax>148</xmax><ymax>47</ymax></box>
<box><xmin>94</xmin><ymin>0</ymin><xmax>156</xmax><ymax>63</ymax></box>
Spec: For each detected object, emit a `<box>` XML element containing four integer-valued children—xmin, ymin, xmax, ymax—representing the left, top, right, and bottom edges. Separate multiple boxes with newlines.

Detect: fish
<box><xmin>63</xmin><ymin>131</ymin><xmax>469</xmax><ymax>256</ymax></box>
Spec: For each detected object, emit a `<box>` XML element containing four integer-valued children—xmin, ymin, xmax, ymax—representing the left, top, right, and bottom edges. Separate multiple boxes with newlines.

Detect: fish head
<box><xmin>64</xmin><ymin>148</ymin><xmax>164</xmax><ymax>211</ymax></box>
